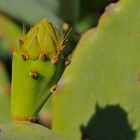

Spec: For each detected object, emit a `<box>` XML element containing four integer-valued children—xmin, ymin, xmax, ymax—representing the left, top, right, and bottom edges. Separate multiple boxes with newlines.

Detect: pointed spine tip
<box><xmin>62</xmin><ymin>22</ymin><xmax>70</xmax><ymax>31</ymax></box>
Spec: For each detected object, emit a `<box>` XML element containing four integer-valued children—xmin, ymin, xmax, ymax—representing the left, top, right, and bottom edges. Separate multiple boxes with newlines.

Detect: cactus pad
<box><xmin>0</xmin><ymin>122</ymin><xmax>65</xmax><ymax>140</ymax></box>
<box><xmin>52</xmin><ymin>0</ymin><xmax>140</xmax><ymax>140</ymax></box>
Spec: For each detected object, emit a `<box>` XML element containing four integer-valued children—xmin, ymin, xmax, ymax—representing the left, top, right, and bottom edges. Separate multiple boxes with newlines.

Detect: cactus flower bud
<box><xmin>11</xmin><ymin>19</ymin><xmax>67</xmax><ymax>122</ymax></box>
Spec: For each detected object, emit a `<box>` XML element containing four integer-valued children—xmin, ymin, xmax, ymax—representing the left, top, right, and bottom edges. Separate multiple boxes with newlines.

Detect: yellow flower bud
<box><xmin>21</xmin><ymin>19</ymin><xmax>63</xmax><ymax>60</ymax></box>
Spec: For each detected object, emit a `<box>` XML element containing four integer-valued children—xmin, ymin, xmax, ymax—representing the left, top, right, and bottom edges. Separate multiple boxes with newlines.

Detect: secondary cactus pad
<box><xmin>52</xmin><ymin>0</ymin><xmax>140</xmax><ymax>140</ymax></box>
<box><xmin>0</xmin><ymin>122</ymin><xmax>65</xmax><ymax>140</ymax></box>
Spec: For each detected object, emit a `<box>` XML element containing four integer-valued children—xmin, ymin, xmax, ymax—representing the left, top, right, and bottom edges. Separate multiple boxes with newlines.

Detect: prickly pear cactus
<box><xmin>53</xmin><ymin>0</ymin><xmax>140</xmax><ymax>140</ymax></box>
<box><xmin>11</xmin><ymin>19</ymin><xmax>67</xmax><ymax>122</ymax></box>
<box><xmin>0</xmin><ymin>61</ymin><xmax>10</xmax><ymax>124</ymax></box>
<box><xmin>0</xmin><ymin>122</ymin><xmax>65</xmax><ymax>140</ymax></box>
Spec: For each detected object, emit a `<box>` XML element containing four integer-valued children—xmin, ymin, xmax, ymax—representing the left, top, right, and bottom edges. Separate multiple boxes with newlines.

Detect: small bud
<box><xmin>21</xmin><ymin>19</ymin><xmax>63</xmax><ymax>60</ymax></box>
<box><xmin>30</xmin><ymin>69</ymin><xmax>38</xmax><ymax>78</ymax></box>
<box><xmin>62</xmin><ymin>23</ymin><xmax>70</xmax><ymax>31</ymax></box>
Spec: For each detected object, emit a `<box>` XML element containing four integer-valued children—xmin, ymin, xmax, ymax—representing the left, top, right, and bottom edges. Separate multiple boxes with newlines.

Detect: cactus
<box><xmin>11</xmin><ymin>19</ymin><xmax>67</xmax><ymax>122</ymax></box>
<box><xmin>52</xmin><ymin>0</ymin><xmax>140</xmax><ymax>140</ymax></box>
<box><xmin>0</xmin><ymin>61</ymin><xmax>10</xmax><ymax>124</ymax></box>
<box><xmin>0</xmin><ymin>122</ymin><xmax>65</xmax><ymax>140</ymax></box>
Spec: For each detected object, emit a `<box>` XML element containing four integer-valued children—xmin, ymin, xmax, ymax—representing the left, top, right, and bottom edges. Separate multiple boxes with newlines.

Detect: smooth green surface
<box><xmin>53</xmin><ymin>0</ymin><xmax>140</xmax><ymax>140</ymax></box>
<box><xmin>0</xmin><ymin>62</ymin><xmax>10</xmax><ymax>124</ymax></box>
<box><xmin>0</xmin><ymin>122</ymin><xmax>65</xmax><ymax>140</ymax></box>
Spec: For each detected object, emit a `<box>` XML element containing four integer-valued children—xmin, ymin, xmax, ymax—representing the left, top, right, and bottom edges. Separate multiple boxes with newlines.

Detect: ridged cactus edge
<box><xmin>0</xmin><ymin>122</ymin><xmax>65</xmax><ymax>140</ymax></box>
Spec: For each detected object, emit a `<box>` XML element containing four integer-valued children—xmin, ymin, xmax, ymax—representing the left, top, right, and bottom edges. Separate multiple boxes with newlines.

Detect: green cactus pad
<box><xmin>11</xmin><ymin>19</ymin><xmax>66</xmax><ymax>121</ymax></box>
<box><xmin>52</xmin><ymin>0</ymin><xmax>140</xmax><ymax>140</ymax></box>
<box><xmin>0</xmin><ymin>122</ymin><xmax>65</xmax><ymax>140</ymax></box>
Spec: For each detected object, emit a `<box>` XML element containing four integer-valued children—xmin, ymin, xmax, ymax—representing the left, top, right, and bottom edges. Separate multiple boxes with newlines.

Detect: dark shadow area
<box><xmin>81</xmin><ymin>104</ymin><xmax>136</xmax><ymax>140</ymax></box>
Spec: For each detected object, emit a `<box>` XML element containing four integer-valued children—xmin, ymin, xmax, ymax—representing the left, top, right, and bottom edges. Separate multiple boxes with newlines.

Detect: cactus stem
<box><xmin>11</xmin><ymin>19</ymin><xmax>67</xmax><ymax>120</ymax></box>
<box><xmin>21</xmin><ymin>53</ymin><xmax>28</xmax><ymax>61</ymax></box>
<box><xmin>19</xmin><ymin>39</ymin><xmax>24</xmax><ymax>47</ymax></box>
<box><xmin>50</xmin><ymin>84</ymin><xmax>57</xmax><ymax>93</ymax></box>
<box><xmin>11</xmin><ymin>47</ymin><xmax>18</xmax><ymax>56</ymax></box>
<box><xmin>29</xmin><ymin>69</ymin><xmax>38</xmax><ymax>78</ymax></box>
<box><xmin>39</xmin><ymin>53</ymin><xmax>48</xmax><ymax>61</ymax></box>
